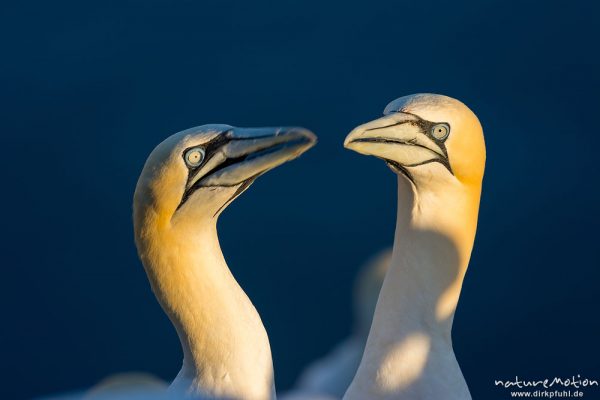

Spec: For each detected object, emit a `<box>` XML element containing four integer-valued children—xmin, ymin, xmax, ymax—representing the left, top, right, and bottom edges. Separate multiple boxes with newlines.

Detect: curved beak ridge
<box><xmin>200</xmin><ymin>126</ymin><xmax>317</xmax><ymax>187</ymax></box>
<box><xmin>344</xmin><ymin>113</ymin><xmax>449</xmax><ymax>170</ymax></box>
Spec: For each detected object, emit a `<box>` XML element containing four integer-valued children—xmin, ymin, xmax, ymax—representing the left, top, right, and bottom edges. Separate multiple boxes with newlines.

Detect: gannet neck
<box><xmin>396</xmin><ymin>172</ymin><xmax>481</xmax><ymax>331</ymax></box>
<box><xmin>344</xmin><ymin>172</ymin><xmax>481</xmax><ymax>400</ymax></box>
<box><xmin>135</xmin><ymin>212</ymin><xmax>274</xmax><ymax>400</ymax></box>
<box><xmin>131</xmin><ymin>125</ymin><xmax>316</xmax><ymax>400</ymax></box>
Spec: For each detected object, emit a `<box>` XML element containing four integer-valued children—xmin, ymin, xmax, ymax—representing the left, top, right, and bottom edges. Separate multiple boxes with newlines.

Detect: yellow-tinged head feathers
<box><xmin>345</xmin><ymin>93</ymin><xmax>485</xmax><ymax>187</ymax></box>
<box><xmin>133</xmin><ymin>125</ymin><xmax>316</xmax><ymax>229</ymax></box>
<box><xmin>385</xmin><ymin>94</ymin><xmax>485</xmax><ymax>184</ymax></box>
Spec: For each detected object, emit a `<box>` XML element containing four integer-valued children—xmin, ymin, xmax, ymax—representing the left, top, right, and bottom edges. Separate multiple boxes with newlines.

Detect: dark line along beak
<box><xmin>179</xmin><ymin>126</ymin><xmax>316</xmax><ymax>209</ymax></box>
<box><xmin>344</xmin><ymin>113</ymin><xmax>452</xmax><ymax>173</ymax></box>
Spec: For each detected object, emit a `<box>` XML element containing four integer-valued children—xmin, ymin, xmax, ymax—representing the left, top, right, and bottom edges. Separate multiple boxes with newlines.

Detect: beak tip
<box><xmin>289</xmin><ymin>127</ymin><xmax>317</xmax><ymax>148</ymax></box>
<box><xmin>306</xmin><ymin>131</ymin><xmax>318</xmax><ymax>145</ymax></box>
<box><xmin>343</xmin><ymin>129</ymin><xmax>361</xmax><ymax>150</ymax></box>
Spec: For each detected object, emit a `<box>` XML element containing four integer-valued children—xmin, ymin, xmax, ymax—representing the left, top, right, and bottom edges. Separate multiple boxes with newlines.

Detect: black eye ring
<box><xmin>431</xmin><ymin>123</ymin><xmax>450</xmax><ymax>141</ymax></box>
<box><xmin>184</xmin><ymin>146</ymin><xmax>206</xmax><ymax>168</ymax></box>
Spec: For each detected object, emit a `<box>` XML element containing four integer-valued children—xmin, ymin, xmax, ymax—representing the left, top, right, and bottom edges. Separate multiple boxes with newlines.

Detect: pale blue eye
<box><xmin>185</xmin><ymin>147</ymin><xmax>205</xmax><ymax>167</ymax></box>
<box><xmin>431</xmin><ymin>124</ymin><xmax>450</xmax><ymax>141</ymax></box>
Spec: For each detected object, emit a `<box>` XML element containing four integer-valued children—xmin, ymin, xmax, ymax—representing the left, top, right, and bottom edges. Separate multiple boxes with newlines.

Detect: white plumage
<box><xmin>343</xmin><ymin>94</ymin><xmax>486</xmax><ymax>400</ymax></box>
<box><xmin>286</xmin><ymin>249</ymin><xmax>391</xmax><ymax>399</ymax></box>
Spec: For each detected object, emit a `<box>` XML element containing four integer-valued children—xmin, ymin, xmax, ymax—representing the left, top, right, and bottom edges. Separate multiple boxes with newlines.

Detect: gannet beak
<box><xmin>344</xmin><ymin>112</ymin><xmax>451</xmax><ymax>172</ymax></box>
<box><xmin>198</xmin><ymin>126</ymin><xmax>317</xmax><ymax>187</ymax></box>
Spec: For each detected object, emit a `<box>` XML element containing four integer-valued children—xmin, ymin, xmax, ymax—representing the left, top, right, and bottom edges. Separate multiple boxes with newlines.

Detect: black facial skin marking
<box><xmin>212</xmin><ymin>176</ymin><xmax>256</xmax><ymax>217</ymax></box>
<box><xmin>354</xmin><ymin>113</ymin><xmax>454</xmax><ymax>180</ymax></box>
<box><xmin>183</xmin><ymin>133</ymin><xmax>232</xmax><ymax>186</ymax></box>
<box><xmin>386</xmin><ymin>160</ymin><xmax>417</xmax><ymax>186</ymax></box>
<box><xmin>177</xmin><ymin>130</ymin><xmax>301</xmax><ymax>214</ymax></box>
<box><xmin>177</xmin><ymin>131</ymin><xmax>259</xmax><ymax>211</ymax></box>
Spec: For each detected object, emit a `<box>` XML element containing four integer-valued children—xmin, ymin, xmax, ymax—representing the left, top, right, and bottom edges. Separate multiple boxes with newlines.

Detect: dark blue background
<box><xmin>2</xmin><ymin>1</ymin><xmax>599</xmax><ymax>399</ymax></box>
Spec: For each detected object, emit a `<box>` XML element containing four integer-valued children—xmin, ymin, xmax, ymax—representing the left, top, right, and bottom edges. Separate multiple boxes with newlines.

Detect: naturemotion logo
<box><xmin>494</xmin><ymin>375</ymin><xmax>598</xmax><ymax>398</ymax></box>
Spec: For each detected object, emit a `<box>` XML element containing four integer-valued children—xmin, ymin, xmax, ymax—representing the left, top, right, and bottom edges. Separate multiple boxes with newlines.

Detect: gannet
<box><xmin>134</xmin><ymin>124</ymin><xmax>316</xmax><ymax>400</ymax></box>
<box><xmin>343</xmin><ymin>94</ymin><xmax>485</xmax><ymax>400</ymax></box>
<box><xmin>288</xmin><ymin>249</ymin><xmax>392</xmax><ymax>398</ymax></box>
<box><xmin>39</xmin><ymin>124</ymin><xmax>316</xmax><ymax>400</ymax></box>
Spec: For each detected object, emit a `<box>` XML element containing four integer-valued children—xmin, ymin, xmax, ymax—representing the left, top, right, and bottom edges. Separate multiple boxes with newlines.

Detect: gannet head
<box><xmin>344</xmin><ymin>94</ymin><xmax>485</xmax><ymax>188</ymax></box>
<box><xmin>134</xmin><ymin>124</ymin><xmax>316</xmax><ymax>226</ymax></box>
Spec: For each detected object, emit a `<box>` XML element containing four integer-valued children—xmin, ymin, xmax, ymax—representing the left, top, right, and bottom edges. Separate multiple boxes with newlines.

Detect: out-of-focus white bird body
<box><xmin>290</xmin><ymin>249</ymin><xmax>391</xmax><ymax>398</ymax></box>
<box><xmin>293</xmin><ymin>337</ymin><xmax>364</xmax><ymax>397</ymax></box>
<box><xmin>343</xmin><ymin>94</ymin><xmax>485</xmax><ymax>400</ymax></box>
